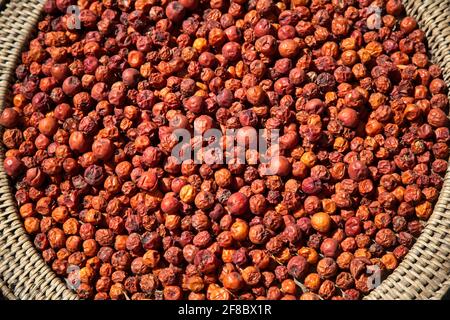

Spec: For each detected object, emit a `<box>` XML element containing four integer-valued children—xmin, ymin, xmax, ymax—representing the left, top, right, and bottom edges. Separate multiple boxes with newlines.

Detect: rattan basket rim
<box><xmin>0</xmin><ymin>0</ymin><xmax>449</xmax><ymax>300</ymax></box>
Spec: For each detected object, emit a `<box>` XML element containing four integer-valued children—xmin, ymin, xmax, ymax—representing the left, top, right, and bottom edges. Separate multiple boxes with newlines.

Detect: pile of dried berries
<box><xmin>1</xmin><ymin>0</ymin><xmax>449</xmax><ymax>300</ymax></box>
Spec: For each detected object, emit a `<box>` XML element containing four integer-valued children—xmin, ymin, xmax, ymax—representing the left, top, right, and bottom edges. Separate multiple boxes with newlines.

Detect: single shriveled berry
<box><xmin>287</xmin><ymin>255</ymin><xmax>308</xmax><ymax>279</ymax></box>
<box><xmin>227</xmin><ymin>192</ymin><xmax>249</xmax><ymax>215</ymax></box>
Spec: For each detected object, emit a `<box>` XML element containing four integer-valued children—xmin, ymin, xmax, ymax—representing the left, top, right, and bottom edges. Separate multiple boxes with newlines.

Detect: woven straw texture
<box><xmin>0</xmin><ymin>0</ymin><xmax>449</xmax><ymax>300</ymax></box>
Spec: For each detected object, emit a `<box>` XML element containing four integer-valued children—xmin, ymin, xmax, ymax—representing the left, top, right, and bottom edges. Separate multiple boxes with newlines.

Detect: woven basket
<box><xmin>0</xmin><ymin>0</ymin><xmax>449</xmax><ymax>300</ymax></box>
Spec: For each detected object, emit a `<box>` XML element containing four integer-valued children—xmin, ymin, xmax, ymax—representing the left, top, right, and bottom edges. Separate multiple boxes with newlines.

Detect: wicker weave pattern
<box><xmin>365</xmin><ymin>0</ymin><xmax>450</xmax><ymax>300</ymax></box>
<box><xmin>0</xmin><ymin>0</ymin><xmax>78</xmax><ymax>300</ymax></box>
<box><xmin>0</xmin><ymin>0</ymin><xmax>449</xmax><ymax>300</ymax></box>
